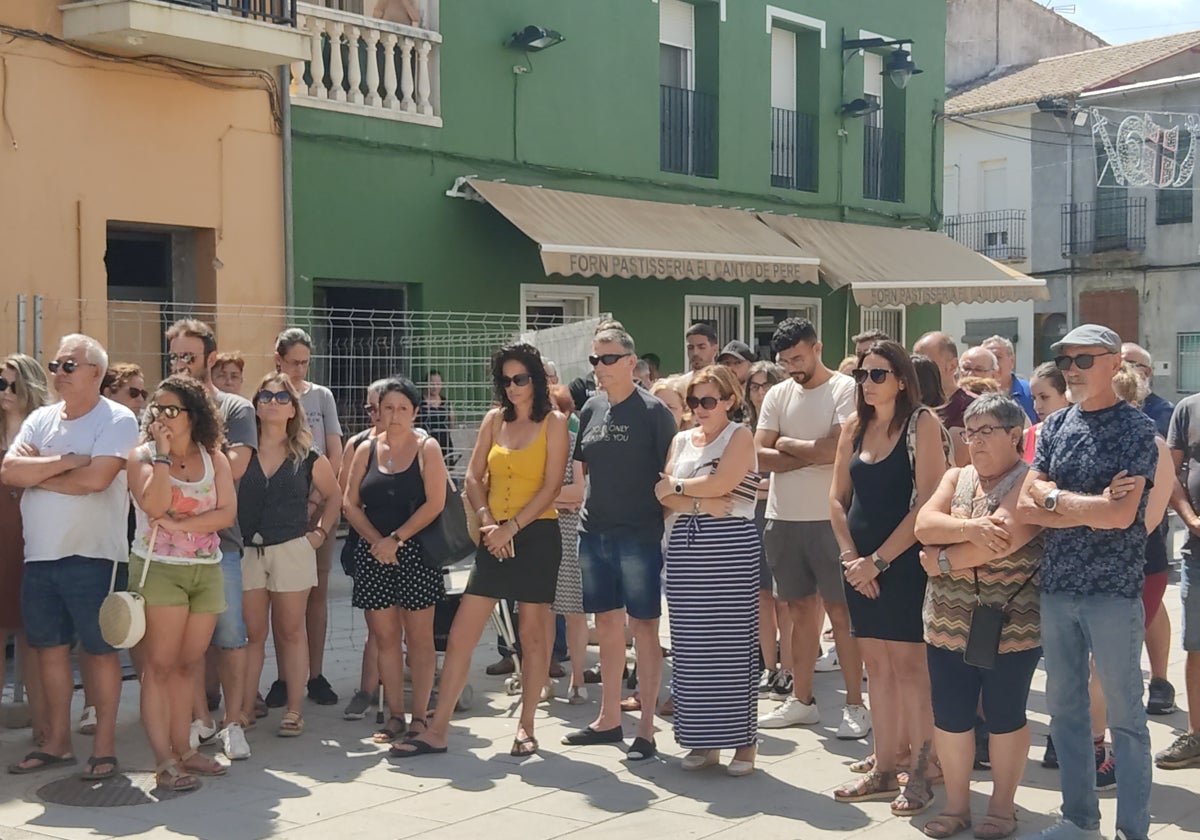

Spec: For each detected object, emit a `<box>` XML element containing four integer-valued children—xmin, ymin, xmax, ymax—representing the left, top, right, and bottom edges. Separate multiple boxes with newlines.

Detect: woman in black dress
<box><xmin>829</xmin><ymin>340</ymin><xmax>948</xmax><ymax>816</ymax></box>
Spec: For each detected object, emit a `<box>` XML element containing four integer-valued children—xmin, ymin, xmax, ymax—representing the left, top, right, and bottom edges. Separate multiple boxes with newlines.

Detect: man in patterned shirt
<box><xmin>1016</xmin><ymin>325</ymin><xmax>1158</xmax><ymax>840</ymax></box>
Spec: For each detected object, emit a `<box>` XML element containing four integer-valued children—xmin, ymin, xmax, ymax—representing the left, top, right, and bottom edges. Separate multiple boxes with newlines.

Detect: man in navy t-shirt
<box><xmin>1018</xmin><ymin>325</ymin><xmax>1157</xmax><ymax>840</ymax></box>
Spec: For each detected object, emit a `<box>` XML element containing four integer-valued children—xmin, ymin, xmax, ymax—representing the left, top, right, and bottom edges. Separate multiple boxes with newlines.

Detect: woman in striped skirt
<box><xmin>655</xmin><ymin>365</ymin><xmax>762</xmax><ymax>776</ymax></box>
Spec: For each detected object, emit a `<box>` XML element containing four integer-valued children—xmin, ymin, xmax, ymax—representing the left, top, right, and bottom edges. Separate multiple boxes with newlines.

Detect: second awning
<box><xmin>756</xmin><ymin>214</ymin><xmax>1050</xmax><ymax>306</ymax></box>
<box><xmin>465</xmin><ymin>179</ymin><xmax>821</xmax><ymax>284</ymax></box>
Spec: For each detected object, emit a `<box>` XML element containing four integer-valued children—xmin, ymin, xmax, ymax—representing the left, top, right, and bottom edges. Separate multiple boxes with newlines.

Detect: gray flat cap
<box><xmin>1051</xmin><ymin>324</ymin><xmax>1121</xmax><ymax>354</ymax></box>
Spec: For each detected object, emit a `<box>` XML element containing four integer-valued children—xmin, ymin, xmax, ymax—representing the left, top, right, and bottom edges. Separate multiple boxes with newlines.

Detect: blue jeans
<box><xmin>21</xmin><ymin>556</ymin><xmax>118</xmax><ymax>655</ymax></box>
<box><xmin>1041</xmin><ymin>591</ymin><xmax>1152</xmax><ymax>838</ymax></box>
<box><xmin>211</xmin><ymin>550</ymin><xmax>247</xmax><ymax>649</ymax></box>
<box><xmin>577</xmin><ymin>531</ymin><xmax>663</xmax><ymax>620</ymax></box>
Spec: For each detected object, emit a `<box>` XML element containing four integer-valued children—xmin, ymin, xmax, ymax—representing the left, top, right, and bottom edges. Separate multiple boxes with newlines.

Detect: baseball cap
<box><xmin>718</xmin><ymin>340</ymin><xmax>757</xmax><ymax>364</ymax></box>
<box><xmin>1050</xmin><ymin>324</ymin><xmax>1121</xmax><ymax>355</ymax></box>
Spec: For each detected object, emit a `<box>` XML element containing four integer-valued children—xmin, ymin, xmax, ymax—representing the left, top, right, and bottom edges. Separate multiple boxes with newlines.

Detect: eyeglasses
<box><xmin>748</xmin><ymin>381</ymin><xmax>771</xmax><ymax>393</ymax></box>
<box><xmin>256</xmin><ymin>390</ymin><xmax>293</xmax><ymax>405</ymax></box>
<box><xmin>588</xmin><ymin>353</ymin><xmax>632</xmax><ymax>367</ymax></box>
<box><xmin>364</xmin><ymin>404</ymin><xmax>380</xmax><ymax>415</ymax></box>
<box><xmin>959</xmin><ymin>424</ymin><xmax>1016</xmax><ymax>444</ymax></box>
<box><xmin>959</xmin><ymin>366</ymin><xmax>995</xmax><ymax>376</ymax></box>
<box><xmin>500</xmin><ymin>374</ymin><xmax>532</xmax><ymax>388</ymax></box>
<box><xmin>1126</xmin><ymin>360</ymin><xmax>1153</xmax><ymax>374</ymax></box>
<box><xmin>148</xmin><ymin>404</ymin><xmax>191</xmax><ymax>420</ymax></box>
<box><xmin>126</xmin><ymin>387</ymin><xmax>149</xmax><ymax>400</ymax></box>
<box><xmin>686</xmin><ymin>395</ymin><xmax>721</xmax><ymax>410</ymax></box>
<box><xmin>168</xmin><ymin>352</ymin><xmax>198</xmax><ymax>366</ymax></box>
<box><xmin>1054</xmin><ymin>351</ymin><xmax>1114</xmax><ymax>371</ymax></box>
<box><xmin>48</xmin><ymin>359</ymin><xmax>96</xmax><ymax>374</ymax></box>
<box><xmin>852</xmin><ymin>368</ymin><xmax>894</xmax><ymax>385</ymax></box>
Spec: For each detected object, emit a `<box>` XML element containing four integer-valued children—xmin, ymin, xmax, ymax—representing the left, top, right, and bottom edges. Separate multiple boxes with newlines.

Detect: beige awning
<box><xmin>466</xmin><ymin>179</ymin><xmax>821</xmax><ymax>284</ymax></box>
<box><xmin>756</xmin><ymin>214</ymin><xmax>1050</xmax><ymax>306</ymax></box>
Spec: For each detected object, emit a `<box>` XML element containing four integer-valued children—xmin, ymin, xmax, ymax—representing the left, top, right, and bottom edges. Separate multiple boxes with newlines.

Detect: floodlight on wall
<box><xmin>505</xmin><ymin>25</ymin><xmax>565</xmax><ymax>52</ymax></box>
<box><xmin>841</xmin><ymin>36</ymin><xmax>922</xmax><ymax>90</ymax></box>
<box><xmin>839</xmin><ymin>98</ymin><xmax>882</xmax><ymax>119</ymax></box>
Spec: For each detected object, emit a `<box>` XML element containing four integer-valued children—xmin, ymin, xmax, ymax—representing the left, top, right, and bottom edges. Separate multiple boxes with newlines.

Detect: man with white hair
<box><xmin>982</xmin><ymin>335</ymin><xmax>1036</xmax><ymax>422</ymax></box>
<box><xmin>543</xmin><ymin>360</ymin><xmax>560</xmax><ymax>386</ymax></box>
<box><xmin>2</xmin><ymin>334</ymin><xmax>139</xmax><ymax>779</ymax></box>
<box><xmin>1121</xmin><ymin>343</ymin><xmax>1173</xmax><ymax>437</ymax></box>
<box><xmin>958</xmin><ymin>345</ymin><xmax>1000</xmax><ymax>382</ymax></box>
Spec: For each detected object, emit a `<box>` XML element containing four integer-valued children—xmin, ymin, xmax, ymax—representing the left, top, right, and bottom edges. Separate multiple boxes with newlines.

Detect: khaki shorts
<box><xmin>129</xmin><ymin>554</ymin><xmax>226</xmax><ymax>614</ymax></box>
<box><xmin>242</xmin><ymin>537</ymin><xmax>318</xmax><ymax>593</ymax></box>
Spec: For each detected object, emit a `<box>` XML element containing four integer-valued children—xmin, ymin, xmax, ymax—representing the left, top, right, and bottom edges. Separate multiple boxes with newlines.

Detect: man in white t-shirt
<box><xmin>2</xmin><ymin>334</ymin><xmax>138</xmax><ymax>778</ymax></box>
<box><xmin>753</xmin><ymin>318</ymin><xmax>869</xmax><ymax>739</ymax></box>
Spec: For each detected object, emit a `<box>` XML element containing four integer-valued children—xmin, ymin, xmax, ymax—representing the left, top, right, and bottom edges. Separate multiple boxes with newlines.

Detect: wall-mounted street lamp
<box><xmin>505</xmin><ymin>25</ymin><xmax>565</xmax><ymax>52</ymax></box>
<box><xmin>838</xmin><ymin>98</ymin><xmax>882</xmax><ymax>119</ymax></box>
<box><xmin>842</xmin><ymin>36</ymin><xmax>923</xmax><ymax>89</ymax></box>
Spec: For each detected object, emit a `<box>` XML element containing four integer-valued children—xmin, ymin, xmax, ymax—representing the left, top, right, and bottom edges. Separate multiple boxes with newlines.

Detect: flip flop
<box><xmin>82</xmin><ymin>755</ymin><xmax>119</xmax><ymax>781</ymax></box>
<box><xmin>389</xmin><ymin>738</ymin><xmax>448</xmax><ymax>758</ymax></box>
<box><xmin>8</xmin><ymin>752</ymin><xmax>77</xmax><ymax>775</ymax></box>
<box><xmin>510</xmin><ymin>736</ymin><xmax>538</xmax><ymax>757</ymax></box>
<box><xmin>561</xmin><ymin>724</ymin><xmax>624</xmax><ymax>746</ymax></box>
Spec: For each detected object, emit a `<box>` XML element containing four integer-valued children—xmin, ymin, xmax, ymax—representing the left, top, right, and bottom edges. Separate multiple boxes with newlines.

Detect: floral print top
<box><xmin>131</xmin><ymin>444</ymin><xmax>221</xmax><ymax>565</ymax></box>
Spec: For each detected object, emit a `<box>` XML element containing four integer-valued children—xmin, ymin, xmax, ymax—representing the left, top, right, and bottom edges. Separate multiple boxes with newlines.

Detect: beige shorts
<box><xmin>242</xmin><ymin>536</ymin><xmax>318</xmax><ymax>593</ymax></box>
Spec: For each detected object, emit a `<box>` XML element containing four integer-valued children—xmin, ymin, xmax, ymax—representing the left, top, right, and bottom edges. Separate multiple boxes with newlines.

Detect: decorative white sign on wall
<box><xmin>1091</xmin><ymin>107</ymin><xmax>1198</xmax><ymax>189</ymax></box>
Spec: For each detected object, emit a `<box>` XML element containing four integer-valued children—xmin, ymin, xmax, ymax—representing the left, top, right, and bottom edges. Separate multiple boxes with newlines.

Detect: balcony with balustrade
<box><xmin>61</xmin><ymin>0</ymin><xmax>310</xmax><ymax>69</ymax></box>
<box><xmin>1060</xmin><ymin>197</ymin><xmax>1147</xmax><ymax>258</ymax></box>
<box><xmin>943</xmin><ymin>210</ymin><xmax>1026</xmax><ymax>262</ymax></box>
<box><xmin>289</xmin><ymin>1</ymin><xmax>441</xmax><ymax>127</ymax></box>
<box><xmin>770</xmin><ymin>108</ymin><xmax>817</xmax><ymax>192</ymax></box>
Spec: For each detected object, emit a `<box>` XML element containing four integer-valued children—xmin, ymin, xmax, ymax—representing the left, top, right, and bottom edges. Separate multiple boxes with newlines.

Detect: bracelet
<box><xmin>153</xmin><ymin>454</ymin><xmax>173</xmax><ymax>466</ymax></box>
<box><xmin>509</xmin><ymin>518</ymin><xmax>521</xmax><ymax>535</ymax></box>
<box><xmin>310</xmin><ymin>526</ymin><xmax>327</xmax><ymax>540</ymax></box>
<box><xmin>692</xmin><ymin>497</ymin><xmax>701</xmax><ymax>515</ymax></box>
<box><xmin>838</xmin><ymin>549</ymin><xmax>854</xmax><ymax>559</ymax></box>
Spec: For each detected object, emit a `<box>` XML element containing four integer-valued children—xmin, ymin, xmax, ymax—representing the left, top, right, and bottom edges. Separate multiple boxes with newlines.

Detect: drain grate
<box><xmin>37</xmin><ymin>772</ymin><xmax>200</xmax><ymax>807</ymax></box>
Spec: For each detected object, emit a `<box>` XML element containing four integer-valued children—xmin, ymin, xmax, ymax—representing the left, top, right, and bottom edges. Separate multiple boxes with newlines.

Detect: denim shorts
<box><xmin>21</xmin><ymin>556</ymin><xmax>120</xmax><ymax>655</ymax></box>
<box><xmin>927</xmin><ymin>643</ymin><xmax>1043</xmax><ymax>735</ymax></box>
<box><xmin>1182</xmin><ymin>536</ymin><xmax>1200</xmax><ymax>652</ymax></box>
<box><xmin>212</xmin><ymin>550</ymin><xmax>247</xmax><ymax>649</ymax></box>
<box><xmin>578</xmin><ymin>530</ymin><xmax>662</xmax><ymax>620</ymax></box>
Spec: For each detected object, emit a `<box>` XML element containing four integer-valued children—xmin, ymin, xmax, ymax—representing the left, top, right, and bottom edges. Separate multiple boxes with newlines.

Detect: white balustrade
<box><xmin>291</xmin><ymin>2</ymin><xmax>442</xmax><ymax>127</ymax></box>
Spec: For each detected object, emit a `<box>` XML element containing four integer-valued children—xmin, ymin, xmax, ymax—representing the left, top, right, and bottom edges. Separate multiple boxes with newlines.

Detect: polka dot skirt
<box><xmin>351</xmin><ymin>538</ymin><xmax>445</xmax><ymax>612</ymax></box>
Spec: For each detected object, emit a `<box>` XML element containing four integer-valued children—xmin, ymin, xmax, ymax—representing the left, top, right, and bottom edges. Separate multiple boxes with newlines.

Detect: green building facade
<box><xmin>290</xmin><ymin>0</ymin><xmax>946</xmax><ymax>372</ymax></box>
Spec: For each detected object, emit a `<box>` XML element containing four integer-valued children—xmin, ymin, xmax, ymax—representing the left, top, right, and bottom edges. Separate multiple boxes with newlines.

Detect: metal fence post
<box><xmin>32</xmin><ymin>295</ymin><xmax>43</xmax><ymax>362</ymax></box>
<box><xmin>16</xmin><ymin>294</ymin><xmax>26</xmax><ymax>355</ymax></box>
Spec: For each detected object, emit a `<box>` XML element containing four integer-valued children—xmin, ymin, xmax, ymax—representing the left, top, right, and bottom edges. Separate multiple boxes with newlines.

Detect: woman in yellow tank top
<box><xmin>391</xmin><ymin>343</ymin><xmax>568</xmax><ymax>761</ymax></box>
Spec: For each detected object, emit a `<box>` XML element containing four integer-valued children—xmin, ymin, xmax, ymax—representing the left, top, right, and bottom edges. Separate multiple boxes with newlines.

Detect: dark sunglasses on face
<box><xmin>853</xmin><ymin>367</ymin><xmax>894</xmax><ymax>384</ymax></box>
<box><xmin>0</xmin><ymin>379</ymin><xmax>11</xmax><ymax>393</ymax></box>
<box><xmin>126</xmin><ymin>387</ymin><xmax>149</xmax><ymax>400</ymax></box>
<box><xmin>1054</xmin><ymin>351</ymin><xmax>1113</xmax><ymax>372</ymax></box>
<box><xmin>588</xmin><ymin>352</ymin><xmax>632</xmax><ymax>367</ymax></box>
<box><xmin>48</xmin><ymin>359</ymin><xmax>92</xmax><ymax>374</ymax></box>
<box><xmin>364</xmin><ymin>404</ymin><xmax>380</xmax><ymax>414</ymax></box>
<box><xmin>148</xmin><ymin>404</ymin><xmax>190</xmax><ymax>420</ymax></box>
<box><xmin>168</xmin><ymin>352</ymin><xmax>198</xmax><ymax>365</ymax></box>
<box><xmin>686</xmin><ymin>395</ymin><xmax>721</xmax><ymax>411</ymax></box>
<box><xmin>500</xmin><ymin>373</ymin><xmax>532</xmax><ymax>388</ymax></box>
<box><xmin>256</xmin><ymin>390</ymin><xmax>293</xmax><ymax>405</ymax></box>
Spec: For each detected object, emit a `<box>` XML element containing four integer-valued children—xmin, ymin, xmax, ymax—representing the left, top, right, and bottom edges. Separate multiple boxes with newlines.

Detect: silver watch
<box><xmin>1043</xmin><ymin>488</ymin><xmax>1061</xmax><ymax>511</ymax></box>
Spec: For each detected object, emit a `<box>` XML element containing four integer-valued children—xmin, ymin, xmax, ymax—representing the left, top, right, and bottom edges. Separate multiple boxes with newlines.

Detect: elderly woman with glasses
<box><xmin>913</xmin><ymin>393</ymin><xmax>1045</xmax><ymax>839</ymax></box>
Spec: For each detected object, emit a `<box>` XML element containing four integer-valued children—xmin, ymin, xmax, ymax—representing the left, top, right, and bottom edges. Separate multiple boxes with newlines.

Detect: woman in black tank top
<box><xmin>343</xmin><ymin>378</ymin><xmax>448</xmax><ymax>747</ymax></box>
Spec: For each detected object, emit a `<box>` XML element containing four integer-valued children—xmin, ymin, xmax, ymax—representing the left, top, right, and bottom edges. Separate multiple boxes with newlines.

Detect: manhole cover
<box><xmin>37</xmin><ymin>772</ymin><xmax>201</xmax><ymax>807</ymax></box>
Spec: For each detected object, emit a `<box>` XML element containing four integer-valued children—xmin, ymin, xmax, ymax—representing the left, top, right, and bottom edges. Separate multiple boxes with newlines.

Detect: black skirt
<box><xmin>465</xmin><ymin>518</ymin><xmax>561</xmax><ymax>604</ymax></box>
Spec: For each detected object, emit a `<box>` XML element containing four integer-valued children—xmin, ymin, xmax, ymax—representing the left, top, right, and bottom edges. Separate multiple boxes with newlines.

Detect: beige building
<box><xmin>0</xmin><ymin>0</ymin><xmax>309</xmax><ymax>382</ymax></box>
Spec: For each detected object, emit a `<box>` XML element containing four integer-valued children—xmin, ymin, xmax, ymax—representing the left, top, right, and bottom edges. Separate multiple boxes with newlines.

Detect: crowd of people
<box><xmin>1</xmin><ymin>313</ymin><xmax>1198</xmax><ymax>840</ymax></box>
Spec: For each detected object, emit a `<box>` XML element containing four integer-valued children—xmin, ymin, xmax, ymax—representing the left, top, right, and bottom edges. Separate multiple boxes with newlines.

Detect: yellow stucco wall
<box><xmin>0</xmin><ymin>1</ymin><xmax>287</xmax><ymax>382</ymax></box>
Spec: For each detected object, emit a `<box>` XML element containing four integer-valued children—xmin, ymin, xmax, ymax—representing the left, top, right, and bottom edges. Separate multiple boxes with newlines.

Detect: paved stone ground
<box><xmin>0</xmin><ymin>559</ymin><xmax>1197</xmax><ymax>840</ymax></box>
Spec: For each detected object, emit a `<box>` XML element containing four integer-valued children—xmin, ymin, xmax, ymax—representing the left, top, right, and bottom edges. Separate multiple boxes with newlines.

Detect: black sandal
<box><xmin>82</xmin><ymin>755</ymin><xmax>119</xmax><ymax>781</ymax></box>
<box><xmin>561</xmin><ymin>724</ymin><xmax>624</xmax><ymax>746</ymax></box>
<box><xmin>626</xmin><ymin>736</ymin><xmax>657</xmax><ymax>761</ymax></box>
<box><xmin>404</xmin><ymin>717</ymin><xmax>428</xmax><ymax>740</ymax></box>
<box><xmin>373</xmin><ymin>715</ymin><xmax>407</xmax><ymax>744</ymax></box>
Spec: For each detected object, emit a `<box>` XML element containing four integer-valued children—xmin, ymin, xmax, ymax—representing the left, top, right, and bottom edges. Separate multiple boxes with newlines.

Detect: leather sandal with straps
<box><xmin>155</xmin><ymin>759</ymin><xmax>198</xmax><ymax>792</ymax></box>
<box><xmin>180</xmin><ymin>748</ymin><xmax>226</xmax><ymax>777</ymax></box>
<box><xmin>834</xmin><ymin>769</ymin><xmax>900</xmax><ymax>802</ymax></box>
<box><xmin>973</xmin><ymin>813</ymin><xmax>1017</xmax><ymax>839</ymax></box>
<box><xmin>373</xmin><ymin>715</ymin><xmax>406</xmax><ymax>743</ymax></box>
<box><xmin>923</xmin><ymin>813</ymin><xmax>972</xmax><ymax>838</ymax></box>
<box><xmin>278</xmin><ymin>710</ymin><xmax>305</xmax><ymax>738</ymax></box>
<box><xmin>891</xmin><ymin>772</ymin><xmax>935</xmax><ymax>817</ymax></box>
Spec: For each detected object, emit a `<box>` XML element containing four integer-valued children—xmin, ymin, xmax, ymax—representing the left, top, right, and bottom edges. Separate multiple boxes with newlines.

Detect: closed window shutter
<box><xmin>1078</xmin><ymin>289</ymin><xmax>1138</xmax><ymax>345</ymax></box>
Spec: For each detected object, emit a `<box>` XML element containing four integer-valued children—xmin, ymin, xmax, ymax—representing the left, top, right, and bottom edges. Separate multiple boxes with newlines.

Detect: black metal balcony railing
<box><xmin>944</xmin><ymin>210</ymin><xmax>1026</xmax><ymax>261</ymax></box>
<box><xmin>1060</xmin><ymin>196</ymin><xmax>1147</xmax><ymax>257</ymax></box>
<box><xmin>660</xmin><ymin>85</ymin><xmax>718</xmax><ymax>179</ymax></box>
<box><xmin>168</xmin><ymin>0</ymin><xmax>297</xmax><ymax>26</ymax></box>
<box><xmin>863</xmin><ymin>125</ymin><xmax>904</xmax><ymax>202</ymax></box>
<box><xmin>770</xmin><ymin>108</ymin><xmax>818</xmax><ymax>192</ymax></box>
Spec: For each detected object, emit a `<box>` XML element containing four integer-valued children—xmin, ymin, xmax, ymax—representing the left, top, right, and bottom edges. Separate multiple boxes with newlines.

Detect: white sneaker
<box><xmin>1015</xmin><ymin>819</ymin><xmax>1102</xmax><ymax>839</ymax></box>
<box><xmin>836</xmin><ymin>704</ymin><xmax>872</xmax><ymax>740</ymax></box>
<box><xmin>218</xmin><ymin>722</ymin><xmax>251</xmax><ymax>760</ymax></box>
<box><xmin>189</xmin><ymin>719</ymin><xmax>219</xmax><ymax>750</ymax></box>
<box><xmin>814</xmin><ymin>647</ymin><xmax>840</xmax><ymax>672</ymax></box>
<box><xmin>757</xmin><ymin>695</ymin><xmax>820</xmax><ymax>728</ymax></box>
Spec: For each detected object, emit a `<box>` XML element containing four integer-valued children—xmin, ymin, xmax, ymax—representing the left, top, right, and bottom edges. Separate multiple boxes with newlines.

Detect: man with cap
<box><xmin>1017</xmin><ymin>324</ymin><xmax>1157</xmax><ymax>840</ymax></box>
<box><xmin>718</xmin><ymin>340</ymin><xmax>757</xmax><ymax>385</ymax></box>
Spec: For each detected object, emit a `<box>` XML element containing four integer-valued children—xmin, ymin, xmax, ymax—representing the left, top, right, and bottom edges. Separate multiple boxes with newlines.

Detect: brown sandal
<box><xmin>850</xmin><ymin>752</ymin><xmax>912</xmax><ymax>774</ymax></box>
<box><xmin>891</xmin><ymin>773</ymin><xmax>935</xmax><ymax>816</ymax></box>
<box><xmin>180</xmin><ymin>749</ymin><xmax>226</xmax><ymax>777</ymax></box>
<box><xmin>923</xmin><ymin>813</ymin><xmax>972</xmax><ymax>838</ymax></box>
<box><xmin>834</xmin><ymin>769</ymin><xmax>900</xmax><ymax>802</ymax></box>
<box><xmin>973</xmin><ymin>814</ymin><xmax>1017</xmax><ymax>839</ymax></box>
<box><xmin>155</xmin><ymin>759</ymin><xmax>198</xmax><ymax>792</ymax></box>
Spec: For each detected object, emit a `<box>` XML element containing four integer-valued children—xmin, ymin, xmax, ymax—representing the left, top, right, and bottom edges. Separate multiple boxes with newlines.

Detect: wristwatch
<box><xmin>937</xmin><ymin>548</ymin><xmax>952</xmax><ymax>575</ymax></box>
<box><xmin>673</xmin><ymin>478</ymin><xmax>684</xmax><ymax>495</ymax></box>
<box><xmin>872</xmin><ymin>552</ymin><xmax>889</xmax><ymax>573</ymax></box>
<box><xmin>1043</xmin><ymin>488</ymin><xmax>1061</xmax><ymax>512</ymax></box>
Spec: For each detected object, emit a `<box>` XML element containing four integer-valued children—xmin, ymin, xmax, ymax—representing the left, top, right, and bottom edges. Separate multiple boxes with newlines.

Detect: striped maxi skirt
<box><xmin>664</xmin><ymin>514</ymin><xmax>760</xmax><ymax>750</ymax></box>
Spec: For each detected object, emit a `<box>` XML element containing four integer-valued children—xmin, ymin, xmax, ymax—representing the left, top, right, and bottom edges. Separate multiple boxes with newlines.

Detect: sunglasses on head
<box><xmin>500</xmin><ymin>373</ymin><xmax>532</xmax><ymax>388</ymax></box>
<box><xmin>48</xmin><ymin>359</ymin><xmax>91</xmax><ymax>374</ymax></box>
<box><xmin>588</xmin><ymin>352</ymin><xmax>632</xmax><ymax>367</ymax></box>
<box><xmin>148</xmin><ymin>404</ymin><xmax>190</xmax><ymax>420</ymax></box>
<box><xmin>1054</xmin><ymin>351</ymin><xmax>1114</xmax><ymax>371</ymax></box>
<box><xmin>685</xmin><ymin>395</ymin><xmax>721</xmax><ymax>411</ymax></box>
<box><xmin>256</xmin><ymin>390</ymin><xmax>293</xmax><ymax>405</ymax></box>
<box><xmin>852</xmin><ymin>368</ymin><xmax>894</xmax><ymax>384</ymax></box>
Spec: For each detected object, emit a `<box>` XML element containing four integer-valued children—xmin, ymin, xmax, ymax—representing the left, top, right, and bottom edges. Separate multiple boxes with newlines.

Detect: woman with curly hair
<box><xmin>127</xmin><ymin>375</ymin><xmax>237</xmax><ymax>791</ymax></box>
<box><xmin>393</xmin><ymin>342</ymin><xmax>568</xmax><ymax>759</ymax></box>
<box><xmin>101</xmin><ymin>363</ymin><xmax>148</xmax><ymax>419</ymax></box>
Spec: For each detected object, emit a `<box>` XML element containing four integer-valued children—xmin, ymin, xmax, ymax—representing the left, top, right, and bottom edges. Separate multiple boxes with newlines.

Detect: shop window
<box><xmin>1179</xmin><ymin>333</ymin><xmax>1200</xmax><ymax>393</ymax></box>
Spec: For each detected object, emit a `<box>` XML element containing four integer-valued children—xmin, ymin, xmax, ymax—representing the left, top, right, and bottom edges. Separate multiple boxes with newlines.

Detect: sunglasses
<box><xmin>256</xmin><ymin>390</ymin><xmax>293</xmax><ymax>405</ymax></box>
<box><xmin>959</xmin><ymin>424</ymin><xmax>1016</xmax><ymax>444</ymax></box>
<box><xmin>748</xmin><ymin>381</ymin><xmax>771</xmax><ymax>393</ymax></box>
<box><xmin>588</xmin><ymin>353</ymin><xmax>632</xmax><ymax>367</ymax></box>
<box><xmin>148</xmin><ymin>404</ymin><xmax>191</xmax><ymax>420</ymax></box>
<box><xmin>686</xmin><ymin>395</ymin><xmax>721</xmax><ymax>411</ymax></box>
<box><xmin>0</xmin><ymin>378</ymin><xmax>11</xmax><ymax>393</ymax></box>
<box><xmin>168</xmin><ymin>352</ymin><xmax>198</xmax><ymax>366</ymax></box>
<box><xmin>126</xmin><ymin>387</ymin><xmax>149</xmax><ymax>400</ymax></box>
<box><xmin>48</xmin><ymin>359</ymin><xmax>94</xmax><ymax>374</ymax></box>
<box><xmin>1054</xmin><ymin>351</ymin><xmax>1114</xmax><ymax>371</ymax></box>
<box><xmin>500</xmin><ymin>373</ymin><xmax>532</xmax><ymax>388</ymax></box>
<box><xmin>852</xmin><ymin>368</ymin><xmax>894</xmax><ymax>384</ymax></box>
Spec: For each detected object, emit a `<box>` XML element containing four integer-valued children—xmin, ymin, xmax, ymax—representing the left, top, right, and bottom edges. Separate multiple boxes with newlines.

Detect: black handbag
<box><xmin>964</xmin><ymin>567</ymin><xmax>1038</xmax><ymax>669</ymax></box>
<box><xmin>411</xmin><ymin>437</ymin><xmax>475</xmax><ymax>570</ymax></box>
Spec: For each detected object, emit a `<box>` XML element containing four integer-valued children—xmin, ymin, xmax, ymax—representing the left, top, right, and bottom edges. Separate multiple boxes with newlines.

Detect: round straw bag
<box><xmin>99</xmin><ymin>524</ymin><xmax>156</xmax><ymax>649</ymax></box>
